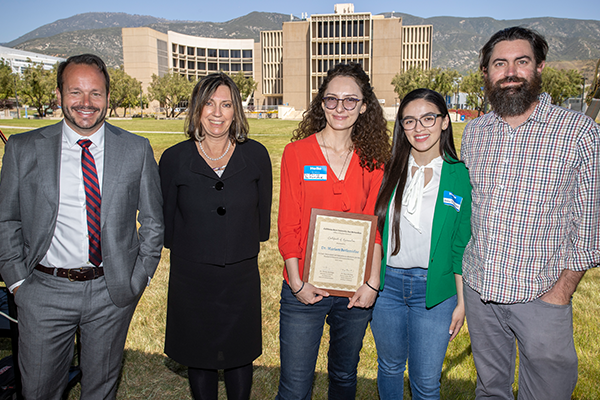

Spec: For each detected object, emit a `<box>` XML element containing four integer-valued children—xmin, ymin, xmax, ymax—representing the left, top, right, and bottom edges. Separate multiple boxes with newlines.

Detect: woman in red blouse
<box><xmin>276</xmin><ymin>63</ymin><xmax>390</xmax><ymax>399</ymax></box>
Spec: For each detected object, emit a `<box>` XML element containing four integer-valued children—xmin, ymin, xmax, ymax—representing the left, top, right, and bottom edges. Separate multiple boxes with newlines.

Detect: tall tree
<box><xmin>147</xmin><ymin>72</ymin><xmax>193</xmax><ymax>118</ymax></box>
<box><xmin>461</xmin><ymin>70</ymin><xmax>486</xmax><ymax>116</ymax></box>
<box><xmin>432</xmin><ymin>69</ymin><xmax>461</xmax><ymax>99</ymax></box>
<box><xmin>391</xmin><ymin>67</ymin><xmax>428</xmax><ymax>100</ymax></box>
<box><xmin>108</xmin><ymin>66</ymin><xmax>142</xmax><ymax>117</ymax></box>
<box><xmin>20</xmin><ymin>60</ymin><xmax>58</xmax><ymax>118</ymax></box>
<box><xmin>541</xmin><ymin>67</ymin><xmax>584</xmax><ymax>106</ymax></box>
<box><xmin>0</xmin><ymin>59</ymin><xmax>16</xmax><ymax>110</ymax></box>
<box><xmin>230</xmin><ymin>71</ymin><xmax>257</xmax><ymax>102</ymax></box>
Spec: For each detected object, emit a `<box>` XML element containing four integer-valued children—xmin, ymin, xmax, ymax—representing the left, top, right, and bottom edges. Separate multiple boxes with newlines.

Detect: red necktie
<box><xmin>77</xmin><ymin>139</ymin><xmax>102</xmax><ymax>267</ymax></box>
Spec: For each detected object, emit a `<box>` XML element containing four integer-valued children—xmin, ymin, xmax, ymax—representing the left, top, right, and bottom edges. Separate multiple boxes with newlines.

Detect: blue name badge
<box><xmin>304</xmin><ymin>165</ymin><xmax>327</xmax><ymax>181</ymax></box>
<box><xmin>443</xmin><ymin>191</ymin><xmax>463</xmax><ymax>212</ymax></box>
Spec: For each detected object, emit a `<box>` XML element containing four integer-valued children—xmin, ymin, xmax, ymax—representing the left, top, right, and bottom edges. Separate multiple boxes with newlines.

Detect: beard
<box><xmin>62</xmin><ymin>104</ymin><xmax>107</xmax><ymax>134</ymax></box>
<box><xmin>485</xmin><ymin>72</ymin><xmax>542</xmax><ymax>118</ymax></box>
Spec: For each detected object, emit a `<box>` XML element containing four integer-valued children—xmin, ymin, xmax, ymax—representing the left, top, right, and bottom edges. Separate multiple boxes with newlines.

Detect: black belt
<box><xmin>35</xmin><ymin>264</ymin><xmax>104</xmax><ymax>281</ymax></box>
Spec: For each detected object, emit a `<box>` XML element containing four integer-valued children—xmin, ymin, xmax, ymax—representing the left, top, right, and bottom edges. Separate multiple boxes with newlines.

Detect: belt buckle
<box><xmin>67</xmin><ymin>267</ymin><xmax>85</xmax><ymax>282</ymax></box>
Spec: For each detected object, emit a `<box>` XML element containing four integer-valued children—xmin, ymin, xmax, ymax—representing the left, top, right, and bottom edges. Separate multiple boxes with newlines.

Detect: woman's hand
<box><xmin>291</xmin><ymin>281</ymin><xmax>329</xmax><ymax>305</ymax></box>
<box><xmin>348</xmin><ymin>280</ymin><xmax>379</xmax><ymax>309</ymax></box>
<box><xmin>448</xmin><ymin>302</ymin><xmax>465</xmax><ymax>341</ymax></box>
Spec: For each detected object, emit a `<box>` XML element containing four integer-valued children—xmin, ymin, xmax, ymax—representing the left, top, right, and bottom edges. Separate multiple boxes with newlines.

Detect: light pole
<box><xmin>13</xmin><ymin>75</ymin><xmax>20</xmax><ymax>119</ymax></box>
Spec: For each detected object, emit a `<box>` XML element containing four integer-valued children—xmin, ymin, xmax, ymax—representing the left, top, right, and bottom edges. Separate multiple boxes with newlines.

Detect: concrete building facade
<box><xmin>122</xmin><ymin>4</ymin><xmax>433</xmax><ymax>113</ymax></box>
<box><xmin>0</xmin><ymin>45</ymin><xmax>65</xmax><ymax>74</ymax></box>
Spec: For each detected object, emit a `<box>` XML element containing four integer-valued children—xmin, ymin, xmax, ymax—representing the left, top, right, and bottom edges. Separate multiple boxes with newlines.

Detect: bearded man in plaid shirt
<box><xmin>461</xmin><ymin>26</ymin><xmax>600</xmax><ymax>400</ymax></box>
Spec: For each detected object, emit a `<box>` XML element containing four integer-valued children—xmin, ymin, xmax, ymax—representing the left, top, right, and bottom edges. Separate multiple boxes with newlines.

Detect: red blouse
<box><xmin>278</xmin><ymin>134</ymin><xmax>384</xmax><ymax>282</ymax></box>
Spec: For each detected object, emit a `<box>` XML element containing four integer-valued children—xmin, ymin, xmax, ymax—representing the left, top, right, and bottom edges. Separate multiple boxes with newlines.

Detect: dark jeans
<box><xmin>276</xmin><ymin>281</ymin><xmax>372</xmax><ymax>400</ymax></box>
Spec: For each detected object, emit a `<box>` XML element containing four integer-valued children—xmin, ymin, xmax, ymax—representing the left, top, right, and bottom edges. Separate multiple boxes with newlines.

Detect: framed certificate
<box><xmin>303</xmin><ymin>208</ymin><xmax>378</xmax><ymax>297</ymax></box>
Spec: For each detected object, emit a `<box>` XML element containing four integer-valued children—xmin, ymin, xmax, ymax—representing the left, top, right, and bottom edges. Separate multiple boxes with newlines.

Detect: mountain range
<box><xmin>4</xmin><ymin>11</ymin><xmax>600</xmax><ymax>76</ymax></box>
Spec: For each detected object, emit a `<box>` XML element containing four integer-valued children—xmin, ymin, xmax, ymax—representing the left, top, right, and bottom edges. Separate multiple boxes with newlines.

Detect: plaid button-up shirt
<box><xmin>461</xmin><ymin>93</ymin><xmax>600</xmax><ymax>304</ymax></box>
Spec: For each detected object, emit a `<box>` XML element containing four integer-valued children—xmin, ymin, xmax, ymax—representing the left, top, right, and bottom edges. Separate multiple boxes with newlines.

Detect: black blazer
<box><xmin>159</xmin><ymin>139</ymin><xmax>272</xmax><ymax>265</ymax></box>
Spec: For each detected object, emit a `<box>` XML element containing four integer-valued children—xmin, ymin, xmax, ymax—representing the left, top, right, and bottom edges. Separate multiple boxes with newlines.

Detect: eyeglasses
<box><xmin>322</xmin><ymin>96</ymin><xmax>363</xmax><ymax>111</ymax></box>
<box><xmin>401</xmin><ymin>113</ymin><xmax>444</xmax><ymax>130</ymax></box>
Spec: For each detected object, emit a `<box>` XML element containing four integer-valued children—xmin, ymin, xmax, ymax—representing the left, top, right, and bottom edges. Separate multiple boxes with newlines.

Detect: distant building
<box><xmin>0</xmin><ymin>45</ymin><xmax>65</xmax><ymax>74</ymax></box>
<box><xmin>122</xmin><ymin>4</ymin><xmax>433</xmax><ymax>113</ymax></box>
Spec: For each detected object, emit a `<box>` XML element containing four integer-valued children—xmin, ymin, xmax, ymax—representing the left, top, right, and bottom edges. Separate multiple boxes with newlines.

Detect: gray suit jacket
<box><xmin>0</xmin><ymin>121</ymin><xmax>164</xmax><ymax>307</ymax></box>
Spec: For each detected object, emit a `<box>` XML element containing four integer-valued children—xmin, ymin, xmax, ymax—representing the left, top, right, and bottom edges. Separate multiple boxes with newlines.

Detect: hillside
<box><xmin>6</xmin><ymin>11</ymin><xmax>600</xmax><ymax>73</ymax></box>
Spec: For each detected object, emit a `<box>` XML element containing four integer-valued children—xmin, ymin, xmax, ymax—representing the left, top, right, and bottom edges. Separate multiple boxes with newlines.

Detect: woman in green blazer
<box><xmin>372</xmin><ymin>89</ymin><xmax>472</xmax><ymax>399</ymax></box>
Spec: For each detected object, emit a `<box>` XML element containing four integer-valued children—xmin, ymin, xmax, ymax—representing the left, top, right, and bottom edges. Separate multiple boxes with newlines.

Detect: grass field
<box><xmin>0</xmin><ymin>118</ymin><xmax>599</xmax><ymax>399</ymax></box>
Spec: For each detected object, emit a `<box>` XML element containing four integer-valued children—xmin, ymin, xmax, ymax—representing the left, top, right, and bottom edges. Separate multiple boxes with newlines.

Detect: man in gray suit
<box><xmin>0</xmin><ymin>54</ymin><xmax>164</xmax><ymax>399</ymax></box>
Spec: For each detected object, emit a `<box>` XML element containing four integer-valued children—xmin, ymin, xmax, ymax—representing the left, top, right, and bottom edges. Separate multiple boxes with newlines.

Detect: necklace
<box><xmin>321</xmin><ymin>133</ymin><xmax>352</xmax><ymax>180</ymax></box>
<box><xmin>198</xmin><ymin>140</ymin><xmax>231</xmax><ymax>161</ymax></box>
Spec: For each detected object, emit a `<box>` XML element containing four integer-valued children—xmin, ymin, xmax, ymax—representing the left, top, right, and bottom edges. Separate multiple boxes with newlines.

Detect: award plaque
<box><xmin>303</xmin><ymin>208</ymin><xmax>378</xmax><ymax>297</ymax></box>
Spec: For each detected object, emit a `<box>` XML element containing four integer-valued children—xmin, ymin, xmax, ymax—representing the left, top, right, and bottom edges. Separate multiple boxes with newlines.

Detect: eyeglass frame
<box><xmin>322</xmin><ymin>96</ymin><xmax>363</xmax><ymax>111</ymax></box>
<box><xmin>400</xmin><ymin>113</ymin><xmax>445</xmax><ymax>130</ymax></box>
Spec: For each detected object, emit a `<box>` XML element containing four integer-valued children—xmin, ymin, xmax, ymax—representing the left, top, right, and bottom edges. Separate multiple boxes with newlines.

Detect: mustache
<box><xmin>496</xmin><ymin>76</ymin><xmax>528</xmax><ymax>85</ymax></box>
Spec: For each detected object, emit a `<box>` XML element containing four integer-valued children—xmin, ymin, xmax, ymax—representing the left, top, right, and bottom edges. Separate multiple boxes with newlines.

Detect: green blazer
<box><xmin>379</xmin><ymin>159</ymin><xmax>472</xmax><ymax>308</ymax></box>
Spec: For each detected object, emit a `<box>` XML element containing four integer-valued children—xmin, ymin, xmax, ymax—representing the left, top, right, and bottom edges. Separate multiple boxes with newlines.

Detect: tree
<box><xmin>541</xmin><ymin>67</ymin><xmax>583</xmax><ymax>106</ymax></box>
<box><xmin>0</xmin><ymin>59</ymin><xmax>17</xmax><ymax>110</ymax></box>
<box><xmin>391</xmin><ymin>67</ymin><xmax>460</xmax><ymax>101</ymax></box>
<box><xmin>432</xmin><ymin>69</ymin><xmax>461</xmax><ymax>98</ymax></box>
<box><xmin>461</xmin><ymin>70</ymin><xmax>486</xmax><ymax>116</ymax></box>
<box><xmin>20</xmin><ymin>59</ymin><xmax>58</xmax><ymax>118</ymax></box>
<box><xmin>108</xmin><ymin>66</ymin><xmax>142</xmax><ymax>117</ymax></box>
<box><xmin>230</xmin><ymin>71</ymin><xmax>257</xmax><ymax>102</ymax></box>
<box><xmin>147</xmin><ymin>72</ymin><xmax>193</xmax><ymax>118</ymax></box>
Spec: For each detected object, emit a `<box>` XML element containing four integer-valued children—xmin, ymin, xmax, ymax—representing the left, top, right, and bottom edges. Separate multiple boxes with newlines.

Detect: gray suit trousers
<box><xmin>15</xmin><ymin>270</ymin><xmax>138</xmax><ymax>400</ymax></box>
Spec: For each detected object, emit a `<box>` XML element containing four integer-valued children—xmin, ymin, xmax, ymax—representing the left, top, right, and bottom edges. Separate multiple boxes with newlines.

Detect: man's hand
<box><xmin>539</xmin><ymin>269</ymin><xmax>586</xmax><ymax>305</ymax></box>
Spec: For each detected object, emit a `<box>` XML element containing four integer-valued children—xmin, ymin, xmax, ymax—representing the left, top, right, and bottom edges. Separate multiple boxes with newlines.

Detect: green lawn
<box><xmin>0</xmin><ymin>118</ymin><xmax>597</xmax><ymax>399</ymax></box>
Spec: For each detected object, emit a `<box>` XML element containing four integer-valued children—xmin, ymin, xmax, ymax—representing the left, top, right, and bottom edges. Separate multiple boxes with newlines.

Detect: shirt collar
<box><xmin>62</xmin><ymin>120</ymin><xmax>105</xmax><ymax>149</ymax></box>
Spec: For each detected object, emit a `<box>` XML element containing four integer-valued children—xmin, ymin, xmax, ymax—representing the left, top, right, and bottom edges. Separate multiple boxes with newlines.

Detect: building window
<box><xmin>208</xmin><ymin>63</ymin><xmax>218</xmax><ymax>71</ymax></box>
<box><xmin>342</xmin><ymin>21</ymin><xmax>346</xmax><ymax>37</ymax></box>
<box><xmin>231</xmin><ymin>63</ymin><xmax>241</xmax><ymax>71</ymax></box>
<box><xmin>329</xmin><ymin>43</ymin><xmax>334</xmax><ymax>55</ymax></box>
<box><xmin>335</xmin><ymin>43</ymin><xmax>339</xmax><ymax>55</ymax></box>
<box><xmin>359</xmin><ymin>21</ymin><xmax>364</xmax><ymax>36</ymax></box>
<box><xmin>220</xmin><ymin>63</ymin><xmax>229</xmax><ymax>71</ymax></box>
<box><xmin>172</xmin><ymin>44</ymin><xmax>177</xmax><ymax>52</ymax></box>
<box><xmin>353</xmin><ymin>21</ymin><xmax>358</xmax><ymax>36</ymax></box>
<box><xmin>359</xmin><ymin>42</ymin><xmax>364</xmax><ymax>54</ymax></box>
<box><xmin>197</xmin><ymin>62</ymin><xmax>206</xmax><ymax>70</ymax></box>
<box><xmin>197</xmin><ymin>48</ymin><xmax>205</xmax><ymax>56</ymax></box>
<box><xmin>188</xmin><ymin>47</ymin><xmax>195</xmax><ymax>56</ymax></box>
<box><xmin>353</xmin><ymin>42</ymin><xmax>358</xmax><ymax>55</ymax></box>
<box><xmin>188</xmin><ymin>61</ymin><xmax>195</xmax><ymax>69</ymax></box>
<box><xmin>335</xmin><ymin>21</ymin><xmax>340</xmax><ymax>37</ymax></box>
<box><xmin>347</xmin><ymin>43</ymin><xmax>352</xmax><ymax>54</ymax></box>
<box><xmin>219</xmin><ymin>49</ymin><xmax>229</xmax><ymax>58</ymax></box>
<box><xmin>231</xmin><ymin>50</ymin><xmax>241</xmax><ymax>58</ymax></box>
<box><xmin>179</xmin><ymin>45</ymin><xmax>185</xmax><ymax>54</ymax></box>
<box><xmin>173</xmin><ymin>58</ymin><xmax>177</xmax><ymax>67</ymax></box>
<box><xmin>179</xmin><ymin>60</ymin><xmax>185</xmax><ymax>68</ymax></box>
<box><xmin>208</xmin><ymin>49</ymin><xmax>217</xmax><ymax>57</ymax></box>
<box><xmin>243</xmin><ymin>50</ymin><xmax>252</xmax><ymax>58</ymax></box>
<box><xmin>323</xmin><ymin>44</ymin><xmax>328</xmax><ymax>56</ymax></box>
<box><xmin>243</xmin><ymin>63</ymin><xmax>252</xmax><ymax>71</ymax></box>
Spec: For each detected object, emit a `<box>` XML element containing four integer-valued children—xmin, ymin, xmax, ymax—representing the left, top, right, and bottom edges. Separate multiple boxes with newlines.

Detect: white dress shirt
<box><xmin>41</xmin><ymin>121</ymin><xmax>105</xmax><ymax>269</ymax></box>
<box><xmin>387</xmin><ymin>155</ymin><xmax>442</xmax><ymax>269</ymax></box>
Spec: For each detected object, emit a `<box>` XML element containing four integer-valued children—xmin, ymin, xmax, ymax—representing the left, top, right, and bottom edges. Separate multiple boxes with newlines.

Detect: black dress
<box><xmin>159</xmin><ymin>139</ymin><xmax>272</xmax><ymax>369</ymax></box>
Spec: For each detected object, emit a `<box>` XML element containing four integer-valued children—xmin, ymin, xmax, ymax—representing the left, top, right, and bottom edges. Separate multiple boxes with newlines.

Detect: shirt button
<box><xmin>217</xmin><ymin>206</ymin><xmax>226</xmax><ymax>216</ymax></box>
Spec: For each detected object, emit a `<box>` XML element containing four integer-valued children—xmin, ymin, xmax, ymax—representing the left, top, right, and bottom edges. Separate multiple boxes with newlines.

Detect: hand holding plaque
<box><xmin>303</xmin><ymin>208</ymin><xmax>378</xmax><ymax>297</ymax></box>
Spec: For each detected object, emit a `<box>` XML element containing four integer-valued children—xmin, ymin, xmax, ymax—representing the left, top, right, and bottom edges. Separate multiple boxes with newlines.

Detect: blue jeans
<box><xmin>276</xmin><ymin>280</ymin><xmax>372</xmax><ymax>400</ymax></box>
<box><xmin>371</xmin><ymin>267</ymin><xmax>456</xmax><ymax>400</ymax></box>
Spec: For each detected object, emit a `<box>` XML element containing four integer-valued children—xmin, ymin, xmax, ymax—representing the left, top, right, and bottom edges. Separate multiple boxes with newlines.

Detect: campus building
<box><xmin>0</xmin><ymin>45</ymin><xmax>65</xmax><ymax>74</ymax></box>
<box><xmin>122</xmin><ymin>4</ymin><xmax>432</xmax><ymax>113</ymax></box>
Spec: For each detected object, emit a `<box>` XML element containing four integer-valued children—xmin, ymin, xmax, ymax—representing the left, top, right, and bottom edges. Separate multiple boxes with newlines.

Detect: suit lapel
<box><xmin>429</xmin><ymin>161</ymin><xmax>455</xmax><ymax>255</ymax></box>
<box><xmin>101</xmin><ymin>124</ymin><xmax>125</xmax><ymax>226</ymax></box>
<box><xmin>35</xmin><ymin>124</ymin><xmax>62</xmax><ymax>213</ymax></box>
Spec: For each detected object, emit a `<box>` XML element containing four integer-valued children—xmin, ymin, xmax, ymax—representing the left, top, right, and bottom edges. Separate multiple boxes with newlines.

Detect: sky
<box><xmin>1</xmin><ymin>0</ymin><xmax>599</xmax><ymax>44</ymax></box>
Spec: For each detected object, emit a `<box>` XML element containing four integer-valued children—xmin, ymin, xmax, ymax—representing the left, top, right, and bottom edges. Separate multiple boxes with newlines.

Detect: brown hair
<box><xmin>185</xmin><ymin>72</ymin><xmax>248</xmax><ymax>142</ymax></box>
<box><xmin>291</xmin><ymin>63</ymin><xmax>390</xmax><ymax>171</ymax></box>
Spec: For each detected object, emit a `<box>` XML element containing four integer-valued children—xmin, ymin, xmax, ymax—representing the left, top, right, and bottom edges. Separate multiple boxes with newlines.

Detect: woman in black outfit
<box><xmin>159</xmin><ymin>73</ymin><xmax>272</xmax><ymax>399</ymax></box>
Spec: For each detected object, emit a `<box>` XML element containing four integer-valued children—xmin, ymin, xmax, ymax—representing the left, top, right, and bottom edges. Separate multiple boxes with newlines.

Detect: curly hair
<box><xmin>185</xmin><ymin>72</ymin><xmax>249</xmax><ymax>143</ymax></box>
<box><xmin>291</xmin><ymin>63</ymin><xmax>390</xmax><ymax>172</ymax></box>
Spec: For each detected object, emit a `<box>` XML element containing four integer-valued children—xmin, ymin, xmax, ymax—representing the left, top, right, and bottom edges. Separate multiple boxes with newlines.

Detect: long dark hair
<box><xmin>374</xmin><ymin>88</ymin><xmax>459</xmax><ymax>255</ymax></box>
<box><xmin>185</xmin><ymin>72</ymin><xmax>248</xmax><ymax>143</ymax></box>
<box><xmin>292</xmin><ymin>63</ymin><xmax>390</xmax><ymax>172</ymax></box>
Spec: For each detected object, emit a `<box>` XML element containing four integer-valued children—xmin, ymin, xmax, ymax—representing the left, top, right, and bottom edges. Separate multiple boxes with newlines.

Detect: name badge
<box><xmin>304</xmin><ymin>165</ymin><xmax>327</xmax><ymax>181</ymax></box>
<box><xmin>443</xmin><ymin>191</ymin><xmax>462</xmax><ymax>212</ymax></box>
